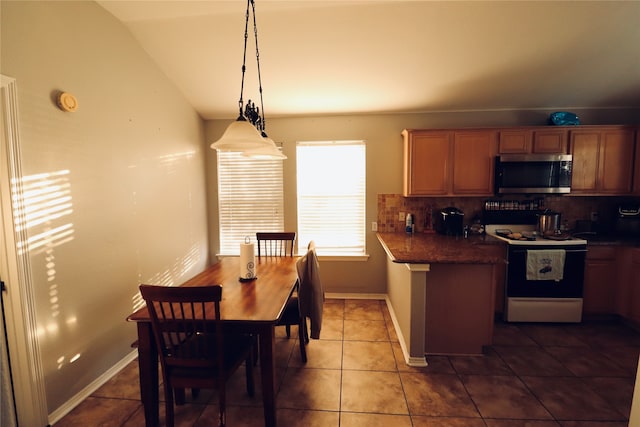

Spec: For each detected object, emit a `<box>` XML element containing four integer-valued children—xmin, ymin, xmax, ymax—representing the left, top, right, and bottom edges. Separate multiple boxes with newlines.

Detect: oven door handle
<box><xmin>511</xmin><ymin>249</ymin><xmax>588</xmax><ymax>254</ymax></box>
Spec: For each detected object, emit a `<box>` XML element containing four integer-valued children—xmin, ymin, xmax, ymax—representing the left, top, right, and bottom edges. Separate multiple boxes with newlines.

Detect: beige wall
<box><xmin>205</xmin><ymin>109</ymin><xmax>640</xmax><ymax>294</ymax></box>
<box><xmin>1</xmin><ymin>0</ymin><xmax>209</xmax><ymax>417</ymax></box>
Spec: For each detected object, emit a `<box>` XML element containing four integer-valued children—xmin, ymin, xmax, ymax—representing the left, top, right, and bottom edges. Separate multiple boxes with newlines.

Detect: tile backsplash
<box><xmin>377</xmin><ymin>194</ymin><xmax>639</xmax><ymax>233</ymax></box>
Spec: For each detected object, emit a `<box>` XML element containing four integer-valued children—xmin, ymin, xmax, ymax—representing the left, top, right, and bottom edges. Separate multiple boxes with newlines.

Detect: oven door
<box><xmin>505</xmin><ymin>244</ymin><xmax>587</xmax><ymax>322</ymax></box>
<box><xmin>506</xmin><ymin>245</ymin><xmax>586</xmax><ymax>298</ymax></box>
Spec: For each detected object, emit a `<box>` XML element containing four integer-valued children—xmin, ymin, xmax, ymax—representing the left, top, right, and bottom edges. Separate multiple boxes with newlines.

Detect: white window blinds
<box><xmin>296</xmin><ymin>141</ymin><xmax>366</xmax><ymax>255</ymax></box>
<box><xmin>217</xmin><ymin>151</ymin><xmax>284</xmax><ymax>255</ymax></box>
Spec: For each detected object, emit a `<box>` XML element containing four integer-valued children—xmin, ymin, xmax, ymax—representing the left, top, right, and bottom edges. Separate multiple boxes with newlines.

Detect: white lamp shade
<box><xmin>210</xmin><ymin>120</ymin><xmax>274</xmax><ymax>152</ymax></box>
<box><xmin>242</xmin><ymin>137</ymin><xmax>287</xmax><ymax>160</ymax></box>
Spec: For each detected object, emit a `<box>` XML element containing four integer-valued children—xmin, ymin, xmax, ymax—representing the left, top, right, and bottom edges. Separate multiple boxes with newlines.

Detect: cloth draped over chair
<box><xmin>297</xmin><ymin>241</ymin><xmax>325</xmax><ymax>339</ymax></box>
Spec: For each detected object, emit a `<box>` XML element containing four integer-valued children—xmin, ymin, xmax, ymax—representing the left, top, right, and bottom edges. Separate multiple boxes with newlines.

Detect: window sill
<box><xmin>316</xmin><ymin>254</ymin><xmax>370</xmax><ymax>261</ymax></box>
<box><xmin>216</xmin><ymin>254</ymin><xmax>370</xmax><ymax>261</ymax></box>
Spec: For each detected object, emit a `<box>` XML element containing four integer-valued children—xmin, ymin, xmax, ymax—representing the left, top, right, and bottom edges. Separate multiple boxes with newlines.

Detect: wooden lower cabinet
<box><xmin>425</xmin><ymin>263</ymin><xmax>496</xmax><ymax>355</ymax></box>
<box><xmin>627</xmin><ymin>248</ymin><xmax>640</xmax><ymax>324</ymax></box>
<box><xmin>634</xmin><ymin>131</ymin><xmax>640</xmax><ymax>195</ymax></box>
<box><xmin>583</xmin><ymin>246</ymin><xmax>618</xmax><ymax>315</ymax></box>
<box><xmin>494</xmin><ymin>252</ymin><xmax>507</xmax><ymax>315</ymax></box>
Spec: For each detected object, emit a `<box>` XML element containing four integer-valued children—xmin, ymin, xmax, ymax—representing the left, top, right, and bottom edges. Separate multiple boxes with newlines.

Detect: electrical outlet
<box><xmin>591</xmin><ymin>211</ymin><xmax>599</xmax><ymax>222</ymax></box>
<box><xmin>371</xmin><ymin>222</ymin><xmax>378</xmax><ymax>232</ymax></box>
<box><xmin>399</xmin><ymin>212</ymin><xmax>405</xmax><ymax>221</ymax></box>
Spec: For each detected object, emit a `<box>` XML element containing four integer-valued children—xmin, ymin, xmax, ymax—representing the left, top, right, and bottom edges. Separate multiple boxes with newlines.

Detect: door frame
<box><xmin>1</xmin><ymin>75</ymin><xmax>49</xmax><ymax>426</ymax></box>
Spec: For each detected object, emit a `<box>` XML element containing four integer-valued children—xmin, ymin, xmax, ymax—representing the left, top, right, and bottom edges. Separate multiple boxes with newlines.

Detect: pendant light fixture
<box><xmin>210</xmin><ymin>0</ymin><xmax>286</xmax><ymax>160</ymax></box>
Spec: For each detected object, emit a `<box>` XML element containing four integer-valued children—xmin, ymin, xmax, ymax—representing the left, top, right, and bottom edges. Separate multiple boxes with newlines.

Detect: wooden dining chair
<box><xmin>256</xmin><ymin>232</ymin><xmax>296</xmax><ymax>257</ymax></box>
<box><xmin>256</xmin><ymin>232</ymin><xmax>297</xmax><ymax>340</ymax></box>
<box><xmin>139</xmin><ymin>284</ymin><xmax>255</xmax><ymax>427</ymax></box>
<box><xmin>276</xmin><ymin>241</ymin><xmax>324</xmax><ymax>363</ymax></box>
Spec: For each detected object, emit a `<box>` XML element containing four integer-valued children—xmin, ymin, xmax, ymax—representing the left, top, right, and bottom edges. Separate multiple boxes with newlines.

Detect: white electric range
<box><xmin>485</xmin><ymin>223</ymin><xmax>588</xmax><ymax>323</ymax></box>
<box><xmin>485</xmin><ymin>224</ymin><xmax>588</xmax><ymax>246</ymax></box>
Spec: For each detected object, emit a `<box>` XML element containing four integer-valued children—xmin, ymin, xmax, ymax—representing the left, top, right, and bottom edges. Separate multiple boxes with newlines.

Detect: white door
<box><xmin>1</xmin><ymin>75</ymin><xmax>48</xmax><ymax>426</ymax></box>
<box><xmin>1</xmin><ymin>274</ymin><xmax>17</xmax><ymax>426</ymax></box>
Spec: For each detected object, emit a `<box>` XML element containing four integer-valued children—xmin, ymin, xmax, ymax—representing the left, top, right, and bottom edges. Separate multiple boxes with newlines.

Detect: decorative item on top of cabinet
<box><xmin>569</xmin><ymin>126</ymin><xmax>635</xmax><ymax>195</ymax></box>
<box><xmin>402</xmin><ymin>129</ymin><xmax>497</xmax><ymax>197</ymax></box>
<box><xmin>498</xmin><ymin>128</ymin><xmax>567</xmax><ymax>154</ymax></box>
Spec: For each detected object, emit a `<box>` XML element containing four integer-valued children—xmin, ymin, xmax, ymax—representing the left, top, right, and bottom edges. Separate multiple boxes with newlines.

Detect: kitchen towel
<box><xmin>526</xmin><ymin>249</ymin><xmax>565</xmax><ymax>281</ymax></box>
<box><xmin>239</xmin><ymin>241</ymin><xmax>256</xmax><ymax>280</ymax></box>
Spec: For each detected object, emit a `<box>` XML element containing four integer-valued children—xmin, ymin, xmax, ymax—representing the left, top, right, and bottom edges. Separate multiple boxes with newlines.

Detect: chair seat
<box><xmin>168</xmin><ymin>334</ymin><xmax>254</xmax><ymax>374</ymax></box>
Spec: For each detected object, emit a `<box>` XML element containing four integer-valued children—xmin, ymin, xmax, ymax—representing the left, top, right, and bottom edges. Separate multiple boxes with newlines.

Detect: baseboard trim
<box><xmin>325</xmin><ymin>292</ymin><xmax>386</xmax><ymax>300</ymax></box>
<box><xmin>48</xmin><ymin>349</ymin><xmax>138</xmax><ymax>425</ymax></box>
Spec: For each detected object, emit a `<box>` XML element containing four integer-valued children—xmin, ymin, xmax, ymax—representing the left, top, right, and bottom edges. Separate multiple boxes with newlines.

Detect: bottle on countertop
<box><xmin>405</xmin><ymin>213</ymin><xmax>414</xmax><ymax>234</ymax></box>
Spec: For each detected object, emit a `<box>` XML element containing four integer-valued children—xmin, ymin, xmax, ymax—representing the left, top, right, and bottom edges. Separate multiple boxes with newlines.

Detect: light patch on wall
<box><xmin>157</xmin><ymin>150</ymin><xmax>196</xmax><ymax>175</ymax></box>
<box><xmin>12</xmin><ymin>170</ymin><xmax>73</xmax><ymax>232</ymax></box>
<box><xmin>131</xmin><ymin>243</ymin><xmax>201</xmax><ymax>312</ymax></box>
<box><xmin>17</xmin><ymin>223</ymin><xmax>74</xmax><ymax>255</ymax></box>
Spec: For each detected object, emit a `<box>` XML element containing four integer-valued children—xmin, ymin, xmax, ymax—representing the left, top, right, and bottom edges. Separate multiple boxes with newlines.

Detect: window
<box><xmin>296</xmin><ymin>141</ymin><xmax>366</xmax><ymax>256</ymax></box>
<box><xmin>217</xmin><ymin>151</ymin><xmax>284</xmax><ymax>255</ymax></box>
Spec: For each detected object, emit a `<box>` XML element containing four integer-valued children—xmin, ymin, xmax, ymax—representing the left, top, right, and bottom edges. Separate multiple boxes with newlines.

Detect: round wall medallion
<box><xmin>57</xmin><ymin>92</ymin><xmax>78</xmax><ymax>112</ymax></box>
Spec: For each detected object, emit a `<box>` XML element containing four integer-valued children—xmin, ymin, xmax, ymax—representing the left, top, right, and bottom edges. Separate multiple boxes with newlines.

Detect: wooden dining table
<box><xmin>127</xmin><ymin>255</ymin><xmax>299</xmax><ymax>427</ymax></box>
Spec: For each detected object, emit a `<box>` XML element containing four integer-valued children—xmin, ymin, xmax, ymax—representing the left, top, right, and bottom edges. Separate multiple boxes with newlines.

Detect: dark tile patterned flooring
<box><xmin>54</xmin><ymin>299</ymin><xmax>639</xmax><ymax>426</ymax></box>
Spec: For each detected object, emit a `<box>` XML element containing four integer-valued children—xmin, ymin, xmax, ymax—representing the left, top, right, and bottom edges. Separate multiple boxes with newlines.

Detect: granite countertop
<box><xmin>377</xmin><ymin>232</ymin><xmax>506</xmax><ymax>264</ymax></box>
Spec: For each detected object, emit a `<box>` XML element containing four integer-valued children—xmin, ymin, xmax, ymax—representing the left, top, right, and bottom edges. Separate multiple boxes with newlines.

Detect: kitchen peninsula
<box><xmin>377</xmin><ymin>232</ymin><xmax>505</xmax><ymax>366</ymax></box>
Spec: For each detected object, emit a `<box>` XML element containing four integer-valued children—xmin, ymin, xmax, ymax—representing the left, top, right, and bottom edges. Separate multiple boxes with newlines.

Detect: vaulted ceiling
<box><xmin>97</xmin><ymin>0</ymin><xmax>640</xmax><ymax>120</ymax></box>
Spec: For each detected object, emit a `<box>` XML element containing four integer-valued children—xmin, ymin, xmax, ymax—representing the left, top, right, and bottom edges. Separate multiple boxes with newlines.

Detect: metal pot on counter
<box><xmin>538</xmin><ymin>210</ymin><xmax>561</xmax><ymax>235</ymax></box>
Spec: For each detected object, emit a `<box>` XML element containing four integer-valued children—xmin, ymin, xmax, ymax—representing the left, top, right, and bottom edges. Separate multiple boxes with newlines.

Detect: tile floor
<box><xmin>54</xmin><ymin>299</ymin><xmax>640</xmax><ymax>427</ymax></box>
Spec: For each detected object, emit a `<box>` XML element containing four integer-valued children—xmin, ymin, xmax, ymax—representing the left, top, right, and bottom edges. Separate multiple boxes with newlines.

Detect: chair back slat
<box><xmin>256</xmin><ymin>232</ymin><xmax>296</xmax><ymax>257</ymax></box>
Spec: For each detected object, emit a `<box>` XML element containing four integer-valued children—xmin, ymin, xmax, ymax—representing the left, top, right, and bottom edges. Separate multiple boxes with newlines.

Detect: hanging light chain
<box><xmin>238</xmin><ymin>0</ymin><xmax>251</xmax><ymax>117</ymax></box>
<box><xmin>251</xmin><ymin>0</ymin><xmax>266</xmax><ymax>135</ymax></box>
<box><xmin>236</xmin><ymin>0</ymin><xmax>267</xmax><ymax>135</ymax></box>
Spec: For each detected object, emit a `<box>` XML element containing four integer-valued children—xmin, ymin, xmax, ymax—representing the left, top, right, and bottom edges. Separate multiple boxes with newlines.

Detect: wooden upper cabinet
<box><xmin>404</xmin><ymin>125</ymin><xmax>636</xmax><ymax>197</ymax></box>
<box><xmin>498</xmin><ymin>128</ymin><xmax>567</xmax><ymax>154</ymax></box>
<box><xmin>498</xmin><ymin>130</ymin><xmax>531</xmax><ymax>153</ymax></box>
<box><xmin>570</xmin><ymin>130</ymin><xmax>600</xmax><ymax>192</ymax></box>
<box><xmin>452</xmin><ymin>130</ymin><xmax>497</xmax><ymax>195</ymax></box>
<box><xmin>402</xmin><ymin>130</ymin><xmax>451</xmax><ymax>196</ymax></box>
<box><xmin>532</xmin><ymin>129</ymin><xmax>568</xmax><ymax>153</ymax></box>
<box><xmin>569</xmin><ymin>126</ymin><xmax>635</xmax><ymax>195</ymax></box>
<box><xmin>402</xmin><ymin>129</ymin><xmax>496</xmax><ymax>197</ymax></box>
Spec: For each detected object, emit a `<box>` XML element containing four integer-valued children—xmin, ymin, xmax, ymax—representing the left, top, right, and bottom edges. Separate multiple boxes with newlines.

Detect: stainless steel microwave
<box><xmin>495</xmin><ymin>154</ymin><xmax>572</xmax><ymax>194</ymax></box>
